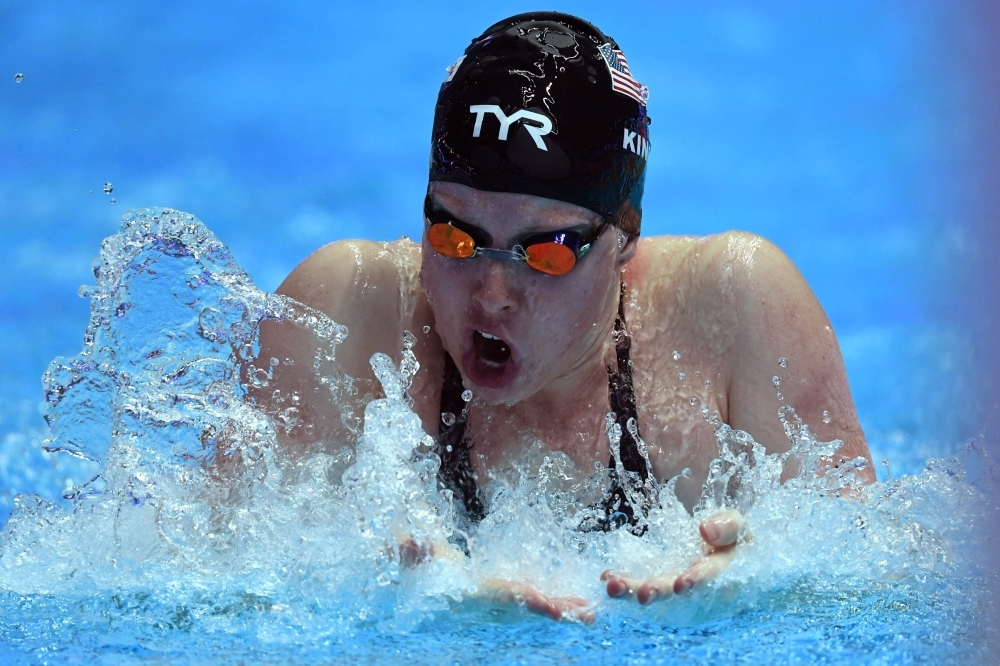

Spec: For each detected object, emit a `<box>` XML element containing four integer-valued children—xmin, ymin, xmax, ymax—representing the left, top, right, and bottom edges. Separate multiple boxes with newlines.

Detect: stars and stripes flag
<box><xmin>598</xmin><ymin>43</ymin><xmax>649</xmax><ymax>106</ymax></box>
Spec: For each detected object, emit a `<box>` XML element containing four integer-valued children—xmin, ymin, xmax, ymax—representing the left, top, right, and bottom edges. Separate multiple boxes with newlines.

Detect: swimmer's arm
<box><xmin>723</xmin><ymin>234</ymin><xmax>875</xmax><ymax>482</ymax></box>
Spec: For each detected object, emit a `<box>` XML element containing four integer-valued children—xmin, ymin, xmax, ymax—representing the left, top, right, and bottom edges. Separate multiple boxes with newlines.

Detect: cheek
<box><xmin>419</xmin><ymin>250</ymin><xmax>470</xmax><ymax>332</ymax></box>
<box><xmin>523</xmin><ymin>271</ymin><xmax>610</xmax><ymax>347</ymax></box>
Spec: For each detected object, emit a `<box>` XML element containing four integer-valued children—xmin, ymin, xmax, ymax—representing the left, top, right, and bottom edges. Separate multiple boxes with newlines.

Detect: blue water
<box><xmin>2</xmin><ymin>1</ymin><xmax>998</xmax><ymax>663</ymax></box>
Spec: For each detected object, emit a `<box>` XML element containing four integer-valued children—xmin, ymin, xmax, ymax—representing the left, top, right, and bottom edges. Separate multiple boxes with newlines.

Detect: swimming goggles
<box><xmin>424</xmin><ymin>196</ymin><xmax>610</xmax><ymax>276</ymax></box>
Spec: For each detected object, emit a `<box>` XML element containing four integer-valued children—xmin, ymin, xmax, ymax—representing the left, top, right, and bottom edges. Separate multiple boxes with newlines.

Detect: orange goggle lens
<box><xmin>428</xmin><ymin>223</ymin><xmax>476</xmax><ymax>258</ymax></box>
<box><xmin>525</xmin><ymin>242</ymin><xmax>577</xmax><ymax>275</ymax></box>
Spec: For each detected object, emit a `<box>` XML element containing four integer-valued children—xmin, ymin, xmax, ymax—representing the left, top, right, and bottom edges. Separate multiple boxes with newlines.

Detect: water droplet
<box><xmin>704</xmin><ymin>380</ymin><xmax>712</xmax><ymax>388</ymax></box>
<box><xmin>822</xmin><ymin>410</ymin><xmax>832</xmax><ymax>424</ymax></box>
<box><xmin>461</xmin><ymin>389</ymin><xmax>472</xmax><ymax>402</ymax></box>
<box><xmin>677</xmin><ymin>372</ymin><xmax>686</xmax><ymax>381</ymax></box>
<box><xmin>402</xmin><ymin>330</ymin><xmax>417</xmax><ymax>349</ymax></box>
<box><xmin>689</xmin><ymin>396</ymin><xmax>699</xmax><ymax>406</ymax></box>
<box><xmin>103</xmin><ymin>182</ymin><xmax>113</xmax><ymax>194</ymax></box>
<box><xmin>422</xmin><ymin>325</ymin><xmax>431</xmax><ymax>334</ymax></box>
<box><xmin>441</xmin><ymin>412</ymin><xmax>456</xmax><ymax>427</ymax></box>
<box><xmin>269</xmin><ymin>357</ymin><xmax>280</xmax><ymax>367</ymax></box>
<box><xmin>778</xmin><ymin>357</ymin><xmax>788</xmax><ymax>368</ymax></box>
<box><xmin>772</xmin><ymin>375</ymin><xmax>782</xmax><ymax>389</ymax></box>
<box><xmin>110</xmin><ymin>198</ymin><xmax>116</xmax><ymax>204</ymax></box>
<box><xmin>446</xmin><ymin>444</ymin><xmax>453</xmax><ymax>452</ymax></box>
<box><xmin>14</xmin><ymin>73</ymin><xmax>24</xmax><ymax>83</ymax></box>
<box><xmin>671</xmin><ymin>351</ymin><xmax>681</xmax><ymax>361</ymax></box>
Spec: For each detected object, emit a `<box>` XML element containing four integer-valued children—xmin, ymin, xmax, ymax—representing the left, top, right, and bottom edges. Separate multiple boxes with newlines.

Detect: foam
<box><xmin>0</xmin><ymin>208</ymin><xmax>994</xmax><ymax>656</ymax></box>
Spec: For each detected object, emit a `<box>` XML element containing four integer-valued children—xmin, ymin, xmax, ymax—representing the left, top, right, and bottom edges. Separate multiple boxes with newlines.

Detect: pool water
<box><xmin>0</xmin><ymin>209</ymin><xmax>995</xmax><ymax>664</ymax></box>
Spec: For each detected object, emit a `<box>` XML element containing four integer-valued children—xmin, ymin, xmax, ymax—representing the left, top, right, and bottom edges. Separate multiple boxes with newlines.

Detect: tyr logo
<box><xmin>469</xmin><ymin>104</ymin><xmax>553</xmax><ymax>151</ymax></box>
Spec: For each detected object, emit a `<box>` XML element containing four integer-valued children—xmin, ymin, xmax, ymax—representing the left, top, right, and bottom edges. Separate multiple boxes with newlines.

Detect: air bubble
<box><xmin>422</xmin><ymin>325</ymin><xmax>431</xmax><ymax>334</ymax></box>
<box><xmin>14</xmin><ymin>73</ymin><xmax>24</xmax><ymax>83</ymax></box>
<box><xmin>441</xmin><ymin>412</ymin><xmax>456</xmax><ymax>427</ymax></box>
<box><xmin>103</xmin><ymin>182</ymin><xmax>113</xmax><ymax>194</ymax></box>
<box><xmin>461</xmin><ymin>389</ymin><xmax>472</xmax><ymax>402</ymax></box>
<box><xmin>689</xmin><ymin>397</ymin><xmax>699</xmax><ymax>406</ymax></box>
<box><xmin>671</xmin><ymin>351</ymin><xmax>681</xmax><ymax>361</ymax></box>
<box><xmin>778</xmin><ymin>357</ymin><xmax>788</xmax><ymax>368</ymax></box>
<box><xmin>822</xmin><ymin>410</ymin><xmax>832</xmax><ymax>424</ymax></box>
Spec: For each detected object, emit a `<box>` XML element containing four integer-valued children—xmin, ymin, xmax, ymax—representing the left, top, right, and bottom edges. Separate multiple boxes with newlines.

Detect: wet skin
<box><xmin>257</xmin><ymin>181</ymin><xmax>874</xmax><ymax>621</ymax></box>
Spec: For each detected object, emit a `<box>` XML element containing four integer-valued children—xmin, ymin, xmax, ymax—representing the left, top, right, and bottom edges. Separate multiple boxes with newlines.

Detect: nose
<box><xmin>472</xmin><ymin>259</ymin><xmax>519</xmax><ymax>315</ymax></box>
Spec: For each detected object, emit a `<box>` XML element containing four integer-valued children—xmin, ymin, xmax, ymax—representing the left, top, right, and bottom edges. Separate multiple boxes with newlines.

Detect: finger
<box><xmin>636</xmin><ymin>575</ymin><xmax>679</xmax><ymax>605</ymax></box>
<box><xmin>482</xmin><ymin>580</ymin><xmax>594</xmax><ymax>623</ymax></box>
<box><xmin>398</xmin><ymin>539</ymin><xmax>432</xmax><ymax>568</ymax></box>
<box><xmin>567</xmin><ymin>604</ymin><xmax>597</xmax><ymax>624</ymax></box>
<box><xmin>699</xmin><ymin>510</ymin><xmax>744</xmax><ymax>548</ymax></box>
<box><xmin>549</xmin><ymin>596</ymin><xmax>596</xmax><ymax>624</ymax></box>
<box><xmin>523</xmin><ymin>589</ymin><xmax>562</xmax><ymax>621</ymax></box>
<box><xmin>674</xmin><ymin>544</ymin><xmax>739</xmax><ymax>594</ymax></box>
<box><xmin>524</xmin><ymin>592</ymin><xmax>596</xmax><ymax>624</ymax></box>
<box><xmin>603</xmin><ymin>573</ymin><xmax>642</xmax><ymax>599</ymax></box>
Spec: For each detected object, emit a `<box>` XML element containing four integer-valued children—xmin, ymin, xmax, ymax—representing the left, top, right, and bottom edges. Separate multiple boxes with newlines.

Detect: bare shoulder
<box><xmin>628</xmin><ymin>232</ymin><xmax>753</xmax><ymax>359</ymax></box>
<box><xmin>632</xmin><ymin>231</ymin><xmax>870</xmax><ymax>469</ymax></box>
<box><xmin>278</xmin><ymin>238</ymin><xmax>418</xmax><ymax>313</ymax></box>
<box><xmin>632</xmin><ymin>231</ymin><xmax>805</xmax><ymax>328</ymax></box>
<box><xmin>269</xmin><ymin>238</ymin><xmax>425</xmax><ymax>389</ymax></box>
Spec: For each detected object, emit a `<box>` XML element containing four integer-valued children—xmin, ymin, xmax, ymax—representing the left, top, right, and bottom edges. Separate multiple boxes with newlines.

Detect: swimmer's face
<box><xmin>420</xmin><ymin>181</ymin><xmax>636</xmax><ymax>405</ymax></box>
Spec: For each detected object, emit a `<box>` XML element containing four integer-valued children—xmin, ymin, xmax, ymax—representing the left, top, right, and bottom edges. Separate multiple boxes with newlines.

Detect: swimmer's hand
<box><xmin>602</xmin><ymin>510</ymin><xmax>747</xmax><ymax>605</ymax></box>
<box><xmin>395</xmin><ymin>539</ymin><xmax>594</xmax><ymax>622</ymax></box>
<box><xmin>479</xmin><ymin>579</ymin><xmax>596</xmax><ymax>624</ymax></box>
<box><xmin>397</xmin><ymin>536</ymin><xmax>464</xmax><ymax>568</ymax></box>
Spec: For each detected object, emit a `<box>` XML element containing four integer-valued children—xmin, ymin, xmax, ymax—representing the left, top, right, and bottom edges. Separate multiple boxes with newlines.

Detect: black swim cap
<box><xmin>429</xmin><ymin>12</ymin><xmax>650</xmax><ymax>235</ymax></box>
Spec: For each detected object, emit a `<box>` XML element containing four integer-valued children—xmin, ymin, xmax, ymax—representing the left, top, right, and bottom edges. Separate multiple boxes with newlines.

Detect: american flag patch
<box><xmin>598</xmin><ymin>43</ymin><xmax>649</xmax><ymax>106</ymax></box>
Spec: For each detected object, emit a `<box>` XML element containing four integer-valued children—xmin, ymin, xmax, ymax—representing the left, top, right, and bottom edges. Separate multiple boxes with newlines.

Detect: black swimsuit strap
<box><xmin>436</xmin><ymin>282</ymin><xmax>651</xmax><ymax>529</ymax></box>
<box><xmin>598</xmin><ymin>282</ymin><xmax>651</xmax><ymax>532</ymax></box>
<box><xmin>437</xmin><ymin>353</ymin><xmax>486</xmax><ymax>521</ymax></box>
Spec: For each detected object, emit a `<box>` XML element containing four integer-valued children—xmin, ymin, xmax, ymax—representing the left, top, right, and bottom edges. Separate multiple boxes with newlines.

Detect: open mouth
<box><xmin>463</xmin><ymin>329</ymin><xmax>518</xmax><ymax>389</ymax></box>
<box><xmin>473</xmin><ymin>330</ymin><xmax>511</xmax><ymax>366</ymax></box>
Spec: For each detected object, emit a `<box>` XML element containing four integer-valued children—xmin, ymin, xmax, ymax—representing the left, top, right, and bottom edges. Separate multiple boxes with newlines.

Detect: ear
<box><xmin>616</xmin><ymin>232</ymin><xmax>639</xmax><ymax>266</ymax></box>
